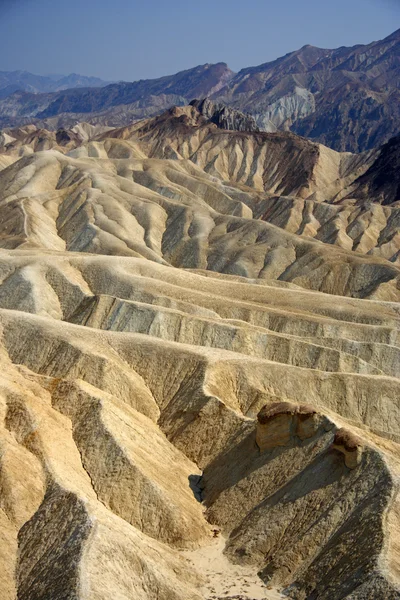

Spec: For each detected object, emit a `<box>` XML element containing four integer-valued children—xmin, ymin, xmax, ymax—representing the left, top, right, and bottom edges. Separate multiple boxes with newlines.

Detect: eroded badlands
<box><xmin>0</xmin><ymin>102</ymin><xmax>399</xmax><ymax>599</ymax></box>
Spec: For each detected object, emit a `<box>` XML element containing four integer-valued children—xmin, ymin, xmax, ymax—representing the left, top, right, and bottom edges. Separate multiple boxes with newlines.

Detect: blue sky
<box><xmin>0</xmin><ymin>0</ymin><xmax>399</xmax><ymax>81</ymax></box>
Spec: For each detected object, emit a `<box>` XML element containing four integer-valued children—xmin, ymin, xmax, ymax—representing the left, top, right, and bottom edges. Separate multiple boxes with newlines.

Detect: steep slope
<box><xmin>350</xmin><ymin>134</ymin><xmax>400</xmax><ymax>206</ymax></box>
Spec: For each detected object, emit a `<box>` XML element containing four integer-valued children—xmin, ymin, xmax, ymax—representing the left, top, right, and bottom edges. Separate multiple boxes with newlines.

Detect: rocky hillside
<box><xmin>0</xmin><ymin>104</ymin><xmax>399</xmax><ymax>600</ymax></box>
<box><xmin>215</xmin><ymin>28</ymin><xmax>400</xmax><ymax>152</ymax></box>
<box><xmin>1</xmin><ymin>102</ymin><xmax>399</xmax><ymax>267</ymax></box>
<box><xmin>0</xmin><ymin>30</ymin><xmax>399</xmax><ymax>152</ymax></box>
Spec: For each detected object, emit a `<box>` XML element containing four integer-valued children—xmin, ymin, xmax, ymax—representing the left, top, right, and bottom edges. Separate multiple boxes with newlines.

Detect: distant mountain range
<box><xmin>217</xmin><ymin>28</ymin><xmax>400</xmax><ymax>153</ymax></box>
<box><xmin>0</xmin><ymin>70</ymin><xmax>110</xmax><ymax>97</ymax></box>
<box><xmin>0</xmin><ymin>28</ymin><xmax>399</xmax><ymax>152</ymax></box>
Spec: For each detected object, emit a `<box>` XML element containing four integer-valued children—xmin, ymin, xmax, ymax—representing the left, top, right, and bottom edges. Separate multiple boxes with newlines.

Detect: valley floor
<box><xmin>184</xmin><ymin>537</ymin><xmax>285</xmax><ymax>600</ymax></box>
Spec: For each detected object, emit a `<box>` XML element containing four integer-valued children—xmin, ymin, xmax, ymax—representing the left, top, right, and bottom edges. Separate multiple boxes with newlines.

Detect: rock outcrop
<box><xmin>189</xmin><ymin>98</ymin><xmax>260</xmax><ymax>132</ymax></box>
<box><xmin>202</xmin><ymin>403</ymin><xmax>399</xmax><ymax>599</ymax></box>
<box><xmin>333</xmin><ymin>428</ymin><xmax>365</xmax><ymax>469</ymax></box>
<box><xmin>256</xmin><ymin>402</ymin><xmax>329</xmax><ymax>451</ymax></box>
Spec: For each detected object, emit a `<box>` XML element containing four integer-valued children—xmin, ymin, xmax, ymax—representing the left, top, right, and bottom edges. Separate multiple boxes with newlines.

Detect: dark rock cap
<box><xmin>333</xmin><ymin>428</ymin><xmax>363</xmax><ymax>452</ymax></box>
<box><xmin>189</xmin><ymin>98</ymin><xmax>260</xmax><ymax>133</ymax></box>
<box><xmin>257</xmin><ymin>401</ymin><xmax>317</xmax><ymax>425</ymax></box>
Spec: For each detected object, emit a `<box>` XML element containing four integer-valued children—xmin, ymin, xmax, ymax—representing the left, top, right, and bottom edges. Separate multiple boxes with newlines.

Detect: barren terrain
<box><xmin>0</xmin><ymin>103</ymin><xmax>399</xmax><ymax>599</ymax></box>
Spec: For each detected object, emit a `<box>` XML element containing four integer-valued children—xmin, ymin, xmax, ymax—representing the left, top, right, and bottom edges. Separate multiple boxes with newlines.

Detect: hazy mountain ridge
<box><xmin>0</xmin><ymin>70</ymin><xmax>110</xmax><ymax>97</ymax></box>
<box><xmin>0</xmin><ymin>63</ymin><xmax>234</xmax><ymax>128</ymax></box>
